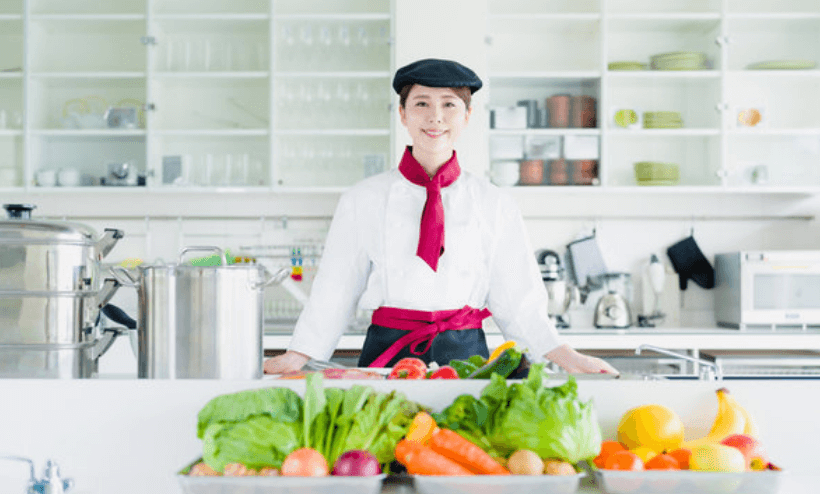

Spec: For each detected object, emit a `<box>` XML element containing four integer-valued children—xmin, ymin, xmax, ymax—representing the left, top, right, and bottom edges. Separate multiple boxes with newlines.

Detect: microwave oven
<box><xmin>715</xmin><ymin>251</ymin><xmax>820</xmax><ymax>329</ymax></box>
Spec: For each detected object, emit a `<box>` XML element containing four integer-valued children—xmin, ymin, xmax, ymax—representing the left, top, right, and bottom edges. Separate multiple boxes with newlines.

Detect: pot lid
<box><xmin>1</xmin><ymin>204</ymin><xmax>97</xmax><ymax>244</ymax></box>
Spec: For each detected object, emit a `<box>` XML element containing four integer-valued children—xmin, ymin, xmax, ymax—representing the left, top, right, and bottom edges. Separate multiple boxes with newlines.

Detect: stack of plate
<box><xmin>643</xmin><ymin>111</ymin><xmax>683</xmax><ymax>129</ymax></box>
<box><xmin>608</xmin><ymin>61</ymin><xmax>646</xmax><ymax>71</ymax></box>
<box><xmin>635</xmin><ymin>161</ymin><xmax>680</xmax><ymax>185</ymax></box>
<box><xmin>746</xmin><ymin>59</ymin><xmax>817</xmax><ymax>70</ymax></box>
<box><xmin>650</xmin><ymin>51</ymin><xmax>709</xmax><ymax>70</ymax></box>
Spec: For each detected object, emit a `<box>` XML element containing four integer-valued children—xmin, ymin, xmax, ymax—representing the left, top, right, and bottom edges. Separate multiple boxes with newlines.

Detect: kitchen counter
<box><xmin>0</xmin><ymin>378</ymin><xmax>817</xmax><ymax>494</ymax></box>
<box><xmin>265</xmin><ymin>327</ymin><xmax>820</xmax><ymax>352</ymax></box>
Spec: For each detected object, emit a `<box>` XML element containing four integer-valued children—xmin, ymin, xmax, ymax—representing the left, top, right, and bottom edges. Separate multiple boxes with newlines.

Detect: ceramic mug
<box><xmin>35</xmin><ymin>169</ymin><xmax>57</xmax><ymax>187</ymax></box>
<box><xmin>57</xmin><ymin>168</ymin><xmax>81</xmax><ymax>187</ymax></box>
<box><xmin>491</xmin><ymin>160</ymin><xmax>520</xmax><ymax>186</ymax></box>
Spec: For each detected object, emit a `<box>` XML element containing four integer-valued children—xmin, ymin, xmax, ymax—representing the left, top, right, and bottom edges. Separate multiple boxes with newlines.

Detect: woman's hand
<box><xmin>263</xmin><ymin>350</ymin><xmax>311</xmax><ymax>374</ymax></box>
<box><xmin>545</xmin><ymin>344</ymin><xmax>619</xmax><ymax>374</ymax></box>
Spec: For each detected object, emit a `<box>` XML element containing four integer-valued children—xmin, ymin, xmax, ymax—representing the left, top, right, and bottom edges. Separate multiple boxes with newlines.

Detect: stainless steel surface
<box><xmin>0</xmin><ymin>456</ymin><xmax>74</xmax><ymax>494</ymax></box>
<box><xmin>594</xmin><ymin>292</ymin><xmax>632</xmax><ymax>328</ymax></box>
<box><xmin>116</xmin><ymin>247</ymin><xmax>290</xmax><ymax>379</ymax></box>
<box><xmin>636</xmin><ymin>344</ymin><xmax>723</xmax><ymax>381</ymax></box>
<box><xmin>537</xmin><ymin>249</ymin><xmax>580</xmax><ymax>328</ymax></box>
<box><xmin>0</xmin><ymin>204</ymin><xmax>124</xmax><ymax>378</ymax></box>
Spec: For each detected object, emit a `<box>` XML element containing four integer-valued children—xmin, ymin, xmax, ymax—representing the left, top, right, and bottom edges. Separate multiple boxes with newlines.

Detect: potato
<box><xmin>506</xmin><ymin>449</ymin><xmax>544</xmax><ymax>475</ymax></box>
<box><xmin>188</xmin><ymin>462</ymin><xmax>219</xmax><ymax>476</ymax></box>
<box><xmin>544</xmin><ymin>459</ymin><xmax>576</xmax><ymax>476</ymax></box>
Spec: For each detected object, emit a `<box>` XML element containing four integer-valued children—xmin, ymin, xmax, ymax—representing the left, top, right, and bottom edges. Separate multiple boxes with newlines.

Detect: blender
<box><xmin>536</xmin><ymin>250</ymin><xmax>580</xmax><ymax>328</ymax></box>
<box><xmin>594</xmin><ymin>272</ymin><xmax>633</xmax><ymax>328</ymax></box>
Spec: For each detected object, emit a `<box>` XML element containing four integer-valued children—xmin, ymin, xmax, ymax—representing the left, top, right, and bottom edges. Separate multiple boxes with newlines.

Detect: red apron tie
<box><xmin>368</xmin><ymin>305</ymin><xmax>492</xmax><ymax>368</ymax></box>
<box><xmin>398</xmin><ymin>146</ymin><xmax>461</xmax><ymax>272</ymax></box>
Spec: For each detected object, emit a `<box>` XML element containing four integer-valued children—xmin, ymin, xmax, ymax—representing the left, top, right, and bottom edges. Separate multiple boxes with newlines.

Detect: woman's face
<box><xmin>399</xmin><ymin>85</ymin><xmax>472</xmax><ymax>156</ymax></box>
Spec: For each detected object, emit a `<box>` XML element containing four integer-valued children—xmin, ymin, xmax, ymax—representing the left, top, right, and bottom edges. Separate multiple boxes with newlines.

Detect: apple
<box><xmin>720</xmin><ymin>434</ymin><xmax>768</xmax><ymax>470</ymax></box>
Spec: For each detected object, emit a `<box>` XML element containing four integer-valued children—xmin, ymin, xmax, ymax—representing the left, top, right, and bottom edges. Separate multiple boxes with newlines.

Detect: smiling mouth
<box><xmin>423</xmin><ymin>129</ymin><xmax>446</xmax><ymax>138</ymax></box>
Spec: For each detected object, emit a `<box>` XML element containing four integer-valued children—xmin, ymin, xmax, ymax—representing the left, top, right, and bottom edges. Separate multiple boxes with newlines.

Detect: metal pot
<box><xmin>0</xmin><ymin>204</ymin><xmax>124</xmax><ymax>378</ymax></box>
<box><xmin>114</xmin><ymin>247</ymin><xmax>290</xmax><ymax>379</ymax></box>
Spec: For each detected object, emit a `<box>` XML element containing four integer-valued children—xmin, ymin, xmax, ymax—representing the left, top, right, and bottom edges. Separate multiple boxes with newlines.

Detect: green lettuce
<box><xmin>433</xmin><ymin>365</ymin><xmax>601</xmax><ymax>464</ymax></box>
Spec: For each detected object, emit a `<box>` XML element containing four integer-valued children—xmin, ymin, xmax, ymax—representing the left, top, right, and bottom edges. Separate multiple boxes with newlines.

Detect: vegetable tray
<box><xmin>413</xmin><ymin>472</ymin><xmax>586</xmax><ymax>494</ymax></box>
<box><xmin>177</xmin><ymin>473</ymin><xmax>386</xmax><ymax>494</ymax></box>
<box><xmin>594</xmin><ymin>470</ymin><xmax>784</xmax><ymax>494</ymax></box>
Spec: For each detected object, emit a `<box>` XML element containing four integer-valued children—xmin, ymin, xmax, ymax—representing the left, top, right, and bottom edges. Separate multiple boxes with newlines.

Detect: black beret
<box><xmin>392</xmin><ymin>58</ymin><xmax>482</xmax><ymax>94</ymax></box>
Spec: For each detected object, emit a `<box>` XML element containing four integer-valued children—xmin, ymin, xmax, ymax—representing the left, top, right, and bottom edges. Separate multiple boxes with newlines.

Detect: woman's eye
<box><xmin>445</xmin><ymin>102</ymin><xmax>456</xmax><ymax>107</ymax></box>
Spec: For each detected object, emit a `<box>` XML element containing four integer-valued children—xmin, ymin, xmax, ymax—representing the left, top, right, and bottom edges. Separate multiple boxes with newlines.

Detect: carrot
<box><xmin>394</xmin><ymin>439</ymin><xmax>474</xmax><ymax>476</ymax></box>
<box><xmin>429</xmin><ymin>428</ymin><xmax>510</xmax><ymax>475</ymax></box>
<box><xmin>405</xmin><ymin>412</ymin><xmax>437</xmax><ymax>444</ymax></box>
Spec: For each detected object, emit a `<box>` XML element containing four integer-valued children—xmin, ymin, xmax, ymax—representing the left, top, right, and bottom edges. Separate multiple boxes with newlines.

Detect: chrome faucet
<box><xmin>635</xmin><ymin>344</ymin><xmax>723</xmax><ymax>381</ymax></box>
<box><xmin>0</xmin><ymin>456</ymin><xmax>73</xmax><ymax>494</ymax></box>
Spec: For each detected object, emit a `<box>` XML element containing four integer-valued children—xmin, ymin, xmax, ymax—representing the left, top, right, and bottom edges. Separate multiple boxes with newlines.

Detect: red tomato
<box><xmin>429</xmin><ymin>366</ymin><xmax>459</xmax><ymax>379</ymax></box>
<box><xmin>594</xmin><ymin>440</ymin><xmax>627</xmax><ymax>469</ymax></box>
<box><xmin>604</xmin><ymin>451</ymin><xmax>644</xmax><ymax>471</ymax></box>
<box><xmin>645</xmin><ymin>453</ymin><xmax>681</xmax><ymax>470</ymax></box>
<box><xmin>281</xmin><ymin>448</ymin><xmax>329</xmax><ymax>477</ymax></box>
<box><xmin>388</xmin><ymin>357</ymin><xmax>427</xmax><ymax>379</ymax></box>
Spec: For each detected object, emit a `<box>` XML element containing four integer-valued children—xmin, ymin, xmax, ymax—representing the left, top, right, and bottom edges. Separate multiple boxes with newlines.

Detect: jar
<box><xmin>546</xmin><ymin>95</ymin><xmax>571</xmax><ymax>128</ymax></box>
<box><xmin>571</xmin><ymin>160</ymin><xmax>598</xmax><ymax>185</ymax></box>
<box><xmin>571</xmin><ymin>96</ymin><xmax>597</xmax><ymax>128</ymax></box>
<box><xmin>549</xmin><ymin>159</ymin><xmax>569</xmax><ymax>185</ymax></box>
<box><xmin>519</xmin><ymin>160</ymin><xmax>544</xmax><ymax>185</ymax></box>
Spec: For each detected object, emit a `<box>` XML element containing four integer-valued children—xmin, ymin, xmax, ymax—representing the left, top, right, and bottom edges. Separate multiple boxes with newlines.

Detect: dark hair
<box><xmin>399</xmin><ymin>84</ymin><xmax>472</xmax><ymax>109</ymax></box>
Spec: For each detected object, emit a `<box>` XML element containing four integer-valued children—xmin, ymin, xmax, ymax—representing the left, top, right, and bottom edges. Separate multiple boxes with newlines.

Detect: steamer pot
<box><xmin>0</xmin><ymin>204</ymin><xmax>124</xmax><ymax>378</ymax></box>
<box><xmin>113</xmin><ymin>247</ymin><xmax>290</xmax><ymax>379</ymax></box>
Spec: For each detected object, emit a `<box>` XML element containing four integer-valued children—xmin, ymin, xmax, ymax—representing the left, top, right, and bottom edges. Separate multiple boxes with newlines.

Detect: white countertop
<box><xmin>1</xmin><ymin>378</ymin><xmax>817</xmax><ymax>494</ymax></box>
<box><xmin>264</xmin><ymin>327</ymin><xmax>820</xmax><ymax>351</ymax></box>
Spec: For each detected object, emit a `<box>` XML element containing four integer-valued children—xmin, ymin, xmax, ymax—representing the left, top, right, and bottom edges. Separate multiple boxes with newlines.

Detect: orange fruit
<box><xmin>594</xmin><ymin>440</ymin><xmax>627</xmax><ymax>468</ymax></box>
<box><xmin>617</xmin><ymin>404</ymin><xmax>685</xmax><ymax>452</ymax></box>
<box><xmin>667</xmin><ymin>448</ymin><xmax>691</xmax><ymax>470</ymax></box>
<box><xmin>645</xmin><ymin>453</ymin><xmax>681</xmax><ymax>470</ymax></box>
<box><xmin>604</xmin><ymin>451</ymin><xmax>644</xmax><ymax>471</ymax></box>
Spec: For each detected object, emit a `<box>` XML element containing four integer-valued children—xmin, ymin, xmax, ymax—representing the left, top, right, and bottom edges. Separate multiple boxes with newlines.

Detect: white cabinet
<box><xmin>0</xmin><ymin>0</ymin><xmax>393</xmax><ymax>192</ymax></box>
<box><xmin>485</xmin><ymin>0</ymin><xmax>820</xmax><ymax>192</ymax></box>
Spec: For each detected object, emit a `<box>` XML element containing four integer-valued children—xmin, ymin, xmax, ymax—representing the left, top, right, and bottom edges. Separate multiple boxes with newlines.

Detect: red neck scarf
<box><xmin>398</xmin><ymin>146</ymin><xmax>461</xmax><ymax>272</ymax></box>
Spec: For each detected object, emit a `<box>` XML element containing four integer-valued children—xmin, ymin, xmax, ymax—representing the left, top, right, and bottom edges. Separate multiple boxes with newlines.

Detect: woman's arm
<box><xmin>546</xmin><ymin>344</ymin><xmax>619</xmax><ymax>374</ymax></box>
<box><xmin>263</xmin><ymin>349</ymin><xmax>310</xmax><ymax>374</ymax></box>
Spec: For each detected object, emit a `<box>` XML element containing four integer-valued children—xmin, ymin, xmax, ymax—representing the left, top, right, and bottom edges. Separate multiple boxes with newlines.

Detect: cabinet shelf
<box><xmin>273</xmin><ymin>71</ymin><xmax>390</xmax><ymax>78</ymax></box>
<box><xmin>30</xmin><ymin>72</ymin><xmax>146</xmax><ymax>79</ymax></box>
<box><xmin>153</xmin><ymin>14</ymin><xmax>270</xmax><ymax>21</ymax></box>
<box><xmin>0</xmin><ymin>72</ymin><xmax>23</xmax><ymax>79</ymax></box>
<box><xmin>490</xmin><ymin>129</ymin><xmax>601</xmax><ymax>136</ymax></box>
<box><xmin>0</xmin><ymin>14</ymin><xmax>22</xmax><ymax>21</ymax></box>
<box><xmin>30</xmin><ymin>14</ymin><xmax>145</xmax><ymax>21</ymax></box>
<box><xmin>490</xmin><ymin>71</ymin><xmax>601</xmax><ymax>81</ymax></box>
<box><xmin>31</xmin><ymin>129</ymin><xmax>146</xmax><ymax>136</ymax></box>
<box><xmin>608</xmin><ymin>129</ymin><xmax>720</xmax><ymax>136</ymax></box>
<box><xmin>727</xmin><ymin>13</ymin><xmax>820</xmax><ymax>20</ymax></box>
<box><xmin>274</xmin><ymin>129</ymin><xmax>389</xmax><ymax>136</ymax></box>
<box><xmin>0</xmin><ymin>130</ymin><xmax>23</xmax><ymax>137</ymax></box>
<box><xmin>607</xmin><ymin>13</ymin><xmax>722</xmax><ymax>21</ymax></box>
<box><xmin>154</xmin><ymin>129</ymin><xmax>269</xmax><ymax>136</ymax></box>
<box><xmin>728</xmin><ymin>70</ymin><xmax>820</xmax><ymax>78</ymax></box>
<box><xmin>727</xmin><ymin>129</ymin><xmax>820</xmax><ymax>136</ymax></box>
<box><xmin>607</xmin><ymin>71</ymin><xmax>720</xmax><ymax>79</ymax></box>
<box><xmin>489</xmin><ymin>13</ymin><xmax>601</xmax><ymax>21</ymax></box>
<box><xmin>274</xmin><ymin>13</ymin><xmax>391</xmax><ymax>20</ymax></box>
<box><xmin>154</xmin><ymin>72</ymin><xmax>269</xmax><ymax>79</ymax></box>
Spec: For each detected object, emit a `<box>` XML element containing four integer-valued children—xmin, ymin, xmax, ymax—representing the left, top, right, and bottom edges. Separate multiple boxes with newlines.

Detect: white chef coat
<box><xmin>288</xmin><ymin>167</ymin><xmax>564</xmax><ymax>362</ymax></box>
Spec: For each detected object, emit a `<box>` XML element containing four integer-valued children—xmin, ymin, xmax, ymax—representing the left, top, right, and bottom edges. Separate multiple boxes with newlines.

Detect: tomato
<box><xmin>593</xmin><ymin>440</ymin><xmax>627</xmax><ymax>469</ymax></box>
<box><xmin>388</xmin><ymin>357</ymin><xmax>427</xmax><ymax>379</ymax></box>
<box><xmin>604</xmin><ymin>451</ymin><xmax>644</xmax><ymax>471</ymax></box>
<box><xmin>429</xmin><ymin>366</ymin><xmax>459</xmax><ymax>379</ymax></box>
<box><xmin>645</xmin><ymin>453</ymin><xmax>681</xmax><ymax>470</ymax></box>
<box><xmin>281</xmin><ymin>448</ymin><xmax>329</xmax><ymax>477</ymax></box>
<box><xmin>667</xmin><ymin>448</ymin><xmax>691</xmax><ymax>470</ymax></box>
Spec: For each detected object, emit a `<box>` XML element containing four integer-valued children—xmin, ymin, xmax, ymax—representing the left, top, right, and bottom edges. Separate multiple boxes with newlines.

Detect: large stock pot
<box><xmin>0</xmin><ymin>204</ymin><xmax>124</xmax><ymax>378</ymax></box>
<box><xmin>114</xmin><ymin>247</ymin><xmax>290</xmax><ymax>379</ymax></box>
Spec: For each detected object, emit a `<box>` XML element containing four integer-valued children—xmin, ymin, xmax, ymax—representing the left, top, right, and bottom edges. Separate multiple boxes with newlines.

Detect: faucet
<box><xmin>0</xmin><ymin>456</ymin><xmax>73</xmax><ymax>494</ymax></box>
<box><xmin>635</xmin><ymin>344</ymin><xmax>723</xmax><ymax>381</ymax></box>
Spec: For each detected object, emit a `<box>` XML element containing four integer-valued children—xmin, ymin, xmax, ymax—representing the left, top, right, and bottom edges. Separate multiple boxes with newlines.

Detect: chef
<box><xmin>264</xmin><ymin>59</ymin><xmax>618</xmax><ymax>374</ymax></box>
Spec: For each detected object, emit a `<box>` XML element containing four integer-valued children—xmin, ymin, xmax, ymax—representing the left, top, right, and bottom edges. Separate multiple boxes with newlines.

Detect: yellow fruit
<box><xmin>630</xmin><ymin>446</ymin><xmax>659</xmax><ymax>464</ymax></box>
<box><xmin>488</xmin><ymin>341</ymin><xmax>516</xmax><ymax>362</ymax></box>
<box><xmin>681</xmin><ymin>388</ymin><xmax>747</xmax><ymax>449</ymax></box>
<box><xmin>617</xmin><ymin>404</ymin><xmax>685</xmax><ymax>452</ymax></box>
<box><xmin>690</xmin><ymin>444</ymin><xmax>746</xmax><ymax>472</ymax></box>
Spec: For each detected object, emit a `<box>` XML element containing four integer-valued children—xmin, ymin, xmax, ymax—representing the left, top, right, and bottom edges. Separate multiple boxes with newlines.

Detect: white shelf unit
<box><xmin>0</xmin><ymin>0</ymin><xmax>394</xmax><ymax>192</ymax></box>
<box><xmin>484</xmin><ymin>0</ymin><xmax>820</xmax><ymax>191</ymax></box>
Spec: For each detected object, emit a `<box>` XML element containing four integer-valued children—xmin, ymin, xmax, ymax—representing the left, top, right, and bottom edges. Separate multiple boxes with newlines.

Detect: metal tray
<box><xmin>178</xmin><ymin>473</ymin><xmax>386</xmax><ymax>494</ymax></box>
<box><xmin>594</xmin><ymin>470</ymin><xmax>784</xmax><ymax>494</ymax></box>
<box><xmin>413</xmin><ymin>472</ymin><xmax>586</xmax><ymax>494</ymax></box>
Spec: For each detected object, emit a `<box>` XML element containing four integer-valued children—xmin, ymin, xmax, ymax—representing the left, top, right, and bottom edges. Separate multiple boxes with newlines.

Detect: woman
<box><xmin>264</xmin><ymin>59</ymin><xmax>617</xmax><ymax>374</ymax></box>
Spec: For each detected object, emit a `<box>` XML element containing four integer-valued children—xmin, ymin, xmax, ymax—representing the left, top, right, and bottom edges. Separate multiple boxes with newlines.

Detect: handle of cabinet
<box><xmin>140</xmin><ymin>36</ymin><xmax>157</xmax><ymax>46</ymax></box>
<box><xmin>714</xmin><ymin>102</ymin><xmax>728</xmax><ymax>112</ymax></box>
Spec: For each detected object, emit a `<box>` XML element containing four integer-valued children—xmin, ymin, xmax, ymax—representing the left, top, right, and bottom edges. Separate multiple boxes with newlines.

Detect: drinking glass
<box><xmin>354</xmin><ymin>26</ymin><xmax>370</xmax><ymax>69</ymax></box>
<box><xmin>337</xmin><ymin>25</ymin><xmax>351</xmax><ymax>68</ymax></box>
<box><xmin>298</xmin><ymin>25</ymin><xmax>314</xmax><ymax>69</ymax></box>
<box><xmin>278</xmin><ymin>25</ymin><xmax>296</xmax><ymax>70</ymax></box>
<box><xmin>317</xmin><ymin>25</ymin><xmax>333</xmax><ymax>70</ymax></box>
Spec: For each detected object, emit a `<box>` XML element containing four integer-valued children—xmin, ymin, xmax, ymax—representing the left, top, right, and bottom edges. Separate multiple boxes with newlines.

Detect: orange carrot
<box><xmin>405</xmin><ymin>412</ymin><xmax>437</xmax><ymax>444</ymax></box>
<box><xmin>394</xmin><ymin>439</ymin><xmax>474</xmax><ymax>476</ymax></box>
<box><xmin>429</xmin><ymin>428</ymin><xmax>509</xmax><ymax>475</ymax></box>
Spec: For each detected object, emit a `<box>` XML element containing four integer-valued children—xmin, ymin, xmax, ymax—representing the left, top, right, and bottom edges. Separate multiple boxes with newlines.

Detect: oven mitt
<box><xmin>666</xmin><ymin>236</ymin><xmax>715</xmax><ymax>290</ymax></box>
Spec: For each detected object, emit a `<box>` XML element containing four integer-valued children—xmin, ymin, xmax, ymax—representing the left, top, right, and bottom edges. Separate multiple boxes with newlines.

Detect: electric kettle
<box><xmin>594</xmin><ymin>272</ymin><xmax>633</xmax><ymax>328</ymax></box>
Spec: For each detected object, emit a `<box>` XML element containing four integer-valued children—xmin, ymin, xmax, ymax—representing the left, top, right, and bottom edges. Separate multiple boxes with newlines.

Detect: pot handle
<box><xmin>97</xmin><ymin>278</ymin><xmax>121</xmax><ymax>309</ymax></box>
<box><xmin>95</xmin><ymin>228</ymin><xmax>124</xmax><ymax>261</ymax></box>
<box><xmin>89</xmin><ymin>327</ymin><xmax>128</xmax><ymax>361</ymax></box>
<box><xmin>110</xmin><ymin>265</ymin><xmax>138</xmax><ymax>287</ymax></box>
<box><xmin>253</xmin><ymin>266</ymin><xmax>292</xmax><ymax>290</ymax></box>
<box><xmin>179</xmin><ymin>246</ymin><xmax>227</xmax><ymax>266</ymax></box>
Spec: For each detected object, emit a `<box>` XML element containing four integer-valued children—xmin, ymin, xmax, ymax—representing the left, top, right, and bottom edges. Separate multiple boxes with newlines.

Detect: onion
<box><xmin>331</xmin><ymin>450</ymin><xmax>382</xmax><ymax>476</ymax></box>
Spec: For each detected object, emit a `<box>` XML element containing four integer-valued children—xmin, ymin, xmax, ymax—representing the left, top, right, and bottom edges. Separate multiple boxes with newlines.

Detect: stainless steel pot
<box><xmin>0</xmin><ymin>204</ymin><xmax>124</xmax><ymax>378</ymax></box>
<box><xmin>114</xmin><ymin>247</ymin><xmax>290</xmax><ymax>379</ymax></box>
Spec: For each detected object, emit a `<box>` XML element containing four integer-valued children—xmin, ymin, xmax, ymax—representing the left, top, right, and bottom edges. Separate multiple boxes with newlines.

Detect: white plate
<box><xmin>595</xmin><ymin>470</ymin><xmax>784</xmax><ymax>494</ymax></box>
<box><xmin>178</xmin><ymin>473</ymin><xmax>386</xmax><ymax>494</ymax></box>
<box><xmin>414</xmin><ymin>473</ymin><xmax>586</xmax><ymax>494</ymax></box>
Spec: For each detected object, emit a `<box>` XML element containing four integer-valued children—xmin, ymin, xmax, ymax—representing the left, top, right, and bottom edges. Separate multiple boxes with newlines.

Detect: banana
<box><xmin>680</xmin><ymin>388</ymin><xmax>746</xmax><ymax>449</ymax></box>
<box><xmin>737</xmin><ymin>402</ymin><xmax>760</xmax><ymax>439</ymax></box>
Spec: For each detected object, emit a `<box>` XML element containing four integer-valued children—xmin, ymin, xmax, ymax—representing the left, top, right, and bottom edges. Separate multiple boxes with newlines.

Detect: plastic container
<box><xmin>594</xmin><ymin>470</ymin><xmax>784</xmax><ymax>494</ymax></box>
<box><xmin>178</xmin><ymin>473</ymin><xmax>386</xmax><ymax>494</ymax></box>
<box><xmin>414</xmin><ymin>473</ymin><xmax>586</xmax><ymax>494</ymax></box>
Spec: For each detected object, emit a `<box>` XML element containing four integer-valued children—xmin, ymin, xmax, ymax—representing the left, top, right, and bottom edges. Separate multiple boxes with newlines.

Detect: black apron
<box><xmin>357</xmin><ymin>323</ymin><xmax>489</xmax><ymax>368</ymax></box>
